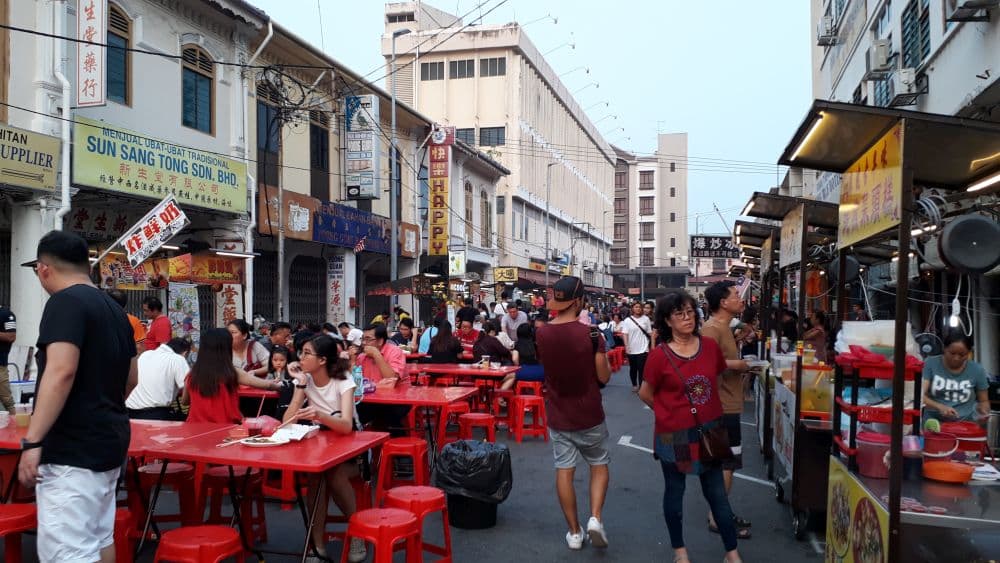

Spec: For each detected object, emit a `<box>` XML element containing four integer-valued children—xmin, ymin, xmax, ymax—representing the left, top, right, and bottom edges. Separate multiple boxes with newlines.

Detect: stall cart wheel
<box><xmin>792</xmin><ymin>510</ymin><xmax>810</xmax><ymax>540</ymax></box>
<box><xmin>774</xmin><ymin>481</ymin><xmax>785</xmax><ymax>503</ymax></box>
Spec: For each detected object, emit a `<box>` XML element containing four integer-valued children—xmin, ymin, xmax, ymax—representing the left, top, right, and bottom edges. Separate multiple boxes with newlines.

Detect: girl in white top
<box><xmin>284</xmin><ymin>334</ymin><xmax>367</xmax><ymax>563</ymax></box>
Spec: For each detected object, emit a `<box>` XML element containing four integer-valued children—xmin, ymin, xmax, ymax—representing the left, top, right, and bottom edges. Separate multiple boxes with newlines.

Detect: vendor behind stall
<box><xmin>921</xmin><ymin>330</ymin><xmax>990</xmax><ymax>426</ymax></box>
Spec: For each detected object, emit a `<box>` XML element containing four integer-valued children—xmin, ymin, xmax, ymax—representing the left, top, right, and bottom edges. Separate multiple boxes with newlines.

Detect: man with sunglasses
<box><xmin>19</xmin><ymin>230</ymin><xmax>137</xmax><ymax>563</ymax></box>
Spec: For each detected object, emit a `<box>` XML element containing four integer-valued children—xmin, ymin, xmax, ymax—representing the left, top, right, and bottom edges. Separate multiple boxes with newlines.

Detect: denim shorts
<box><xmin>550</xmin><ymin>422</ymin><xmax>611</xmax><ymax>469</ymax></box>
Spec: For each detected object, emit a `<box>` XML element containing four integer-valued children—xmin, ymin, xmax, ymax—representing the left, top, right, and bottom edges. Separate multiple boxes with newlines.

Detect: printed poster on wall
<box><xmin>214</xmin><ymin>284</ymin><xmax>243</xmax><ymax>327</ymax></box>
<box><xmin>839</xmin><ymin>122</ymin><xmax>903</xmax><ymax>249</ymax></box>
<box><xmin>168</xmin><ymin>282</ymin><xmax>200</xmax><ymax>357</ymax></box>
<box><xmin>327</xmin><ymin>254</ymin><xmax>346</xmax><ymax>325</ymax></box>
<box><xmin>779</xmin><ymin>204</ymin><xmax>805</xmax><ymax>268</ymax></box>
<box><xmin>826</xmin><ymin>456</ymin><xmax>889</xmax><ymax>563</ymax></box>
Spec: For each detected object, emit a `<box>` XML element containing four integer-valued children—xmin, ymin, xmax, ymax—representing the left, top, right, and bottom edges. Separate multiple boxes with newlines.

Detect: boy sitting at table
<box><xmin>284</xmin><ymin>334</ymin><xmax>368</xmax><ymax>563</ymax></box>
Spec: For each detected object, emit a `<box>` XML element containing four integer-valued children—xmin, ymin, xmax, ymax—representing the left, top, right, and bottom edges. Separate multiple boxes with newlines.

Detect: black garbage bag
<box><xmin>433</xmin><ymin>440</ymin><xmax>512</xmax><ymax>504</ymax></box>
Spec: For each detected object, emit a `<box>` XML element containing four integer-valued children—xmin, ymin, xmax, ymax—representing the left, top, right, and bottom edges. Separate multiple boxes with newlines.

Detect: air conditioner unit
<box><xmin>947</xmin><ymin>0</ymin><xmax>996</xmax><ymax>22</ymax></box>
<box><xmin>865</xmin><ymin>40</ymin><xmax>892</xmax><ymax>80</ymax></box>
<box><xmin>888</xmin><ymin>68</ymin><xmax>922</xmax><ymax>107</ymax></box>
<box><xmin>817</xmin><ymin>15</ymin><xmax>838</xmax><ymax>46</ymax></box>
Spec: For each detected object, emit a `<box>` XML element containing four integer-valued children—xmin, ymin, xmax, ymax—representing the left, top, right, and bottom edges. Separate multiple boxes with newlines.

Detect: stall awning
<box><xmin>741</xmin><ymin>191</ymin><xmax>840</xmax><ymax>231</ymax></box>
<box><xmin>366</xmin><ymin>274</ymin><xmax>438</xmax><ymax>296</ymax></box>
<box><xmin>778</xmin><ymin>100</ymin><xmax>1000</xmax><ymax>191</ymax></box>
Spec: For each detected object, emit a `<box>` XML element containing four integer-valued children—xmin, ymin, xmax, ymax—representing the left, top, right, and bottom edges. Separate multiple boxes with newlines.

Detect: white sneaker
<box><xmin>348</xmin><ymin>538</ymin><xmax>367</xmax><ymax>562</ymax></box>
<box><xmin>587</xmin><ymin>516</ymin><xmax>608</xmax><ymax>548</ymax></box>
<box><xmin>565</xmin><ymin>527</ymin><xmax>585</xmax><ymax>550</ymax></box>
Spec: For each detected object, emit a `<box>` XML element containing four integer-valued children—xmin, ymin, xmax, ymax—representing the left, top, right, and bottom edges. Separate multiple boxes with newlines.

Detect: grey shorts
<box><xmin>550</xmin><ymin>422</ymin><xmax>611</xmax><ymax>469</ymax></box>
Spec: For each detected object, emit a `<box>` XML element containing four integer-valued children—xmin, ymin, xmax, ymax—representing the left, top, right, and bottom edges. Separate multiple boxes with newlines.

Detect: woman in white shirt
<box><xmin>284</xmin><ymin>335</ymin><xmax>367</xmax><ymax>563</ymax></box>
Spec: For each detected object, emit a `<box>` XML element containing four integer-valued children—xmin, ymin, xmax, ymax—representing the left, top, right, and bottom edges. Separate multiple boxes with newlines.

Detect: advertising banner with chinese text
<box><xmin>779</xmin><ymin>204</ymin><xmax>805</xmax><ymax>268</ymax></box>
<box><xmin>493</xmin><ymin>267</ymin><xmax>517</xmax><ymax>283</ymax></box>
<box><xmin>214</xmin><ymin>284</ymin><xmax>243</xmax><ymax>327</ymax></box>
<box><xmin>73</xmin><ymin>117</ymin><xmax>248</xmax><ymax>213</ymax></box>
<box><xmin>344</xmin><ymin>95</ymin><xmax>380</xmax><ymax>199</ymax></box>
<box><xmin>168</xmin><ymin>282</ymin><xmax>200</xmax><ymax>358</ymax></box>
<box><xmin>168</xmin><ymin>254</ymin><xmax>192</xmax><ymax>282</ymax></box>
<box><xmin>689</xmin><ymin>235</ymin><xmax>740</xmax><ymax>259</ymax></box>
<box><xmin>825</xmin><ymin>456</ymin><xmax>889</xmax><ymax>563</ymax></box>
<box><xmin>99</xmin><ymin>255</ymin><xmax>168</xmax><ymax>290</ymax></box>
<box><xmin>839</xmin><ymin>122</ymin><xmax>903</xmax><ymax>249</ymax></box>
<box><xmin>428</xmin><ymin>130</ymin><xmax>454</xmax><ymax>256</ymax></box>
<box><xmin>77</xmin><ymin>0</ymin><xmax>107</xmax><ymax>107</ymax></box>
<box><xmin>118</xmin><ymin>196</ymin><xmax>189</xmax><ymax>268</ymax></box>
<box><xmin>327</xmin><ymin>254</ymin><xmax>345</xmax><ymax>325</ymax></box>
<box><xmin>0</xmin><ymin>122</ymin><xmax>60</xmax><ymax>191</ymax></box>
<box><xmin>191</xmin><ymin>255</ymin><xmax>244</xmax><ymax>285</ymax></box>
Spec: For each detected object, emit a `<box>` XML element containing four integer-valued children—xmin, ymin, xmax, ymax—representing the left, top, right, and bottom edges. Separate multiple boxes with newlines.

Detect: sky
<box><xmin>249</xmin><ymin>0</ymin><xmax>814</xmax><ymax>236</ymax></box>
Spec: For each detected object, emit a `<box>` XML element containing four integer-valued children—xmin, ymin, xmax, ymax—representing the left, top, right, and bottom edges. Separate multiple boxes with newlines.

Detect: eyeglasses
<box><xmin>299</xmin><ymin>350</ymin><xmax>317</xmax><ymax>358</ymax></box>
<box><xmin>670</xmin><ymin>309</ymin><xmax>696</xmax><ymax>320</ymax></box>
<box><xmin>361</xmin><ymin>336</ymin><xmax>377</xmax><ymax>343</ymax></box>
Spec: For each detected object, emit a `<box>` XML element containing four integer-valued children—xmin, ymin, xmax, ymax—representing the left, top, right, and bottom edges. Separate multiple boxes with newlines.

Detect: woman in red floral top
<box><xmin>638</xmin><ymin>290</ymin><xmax>742</xmax><ymax>563</ymax></box>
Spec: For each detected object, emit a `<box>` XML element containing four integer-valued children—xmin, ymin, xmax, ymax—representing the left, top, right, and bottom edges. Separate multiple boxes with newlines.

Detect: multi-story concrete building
<box><xmin>610</xmin><ymin>134</ymin><xmax>690</xmax><ymax>299</ymax></box>
<box><xmin>380</xmin><ymin>2</ymin><xmax>613</xmax><ymax>292</ymax></box>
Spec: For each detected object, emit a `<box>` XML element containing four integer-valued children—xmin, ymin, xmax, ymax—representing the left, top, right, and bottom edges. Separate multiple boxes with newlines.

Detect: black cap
<box><xmin>21</xmin><ymin>230</ymin><xmax>90</xmax><ymax>268</ymax></box>
<box><xmin>547</xmin><ymin>276</ymin><xmax>584</xmax><ymax>311</ymax></box>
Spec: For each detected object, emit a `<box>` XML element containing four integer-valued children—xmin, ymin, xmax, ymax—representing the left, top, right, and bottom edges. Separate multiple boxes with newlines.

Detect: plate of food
<box><xmin>240</xmin><ymin>435</ymin><xmax>291</xmax><ymax>447</ymax></box>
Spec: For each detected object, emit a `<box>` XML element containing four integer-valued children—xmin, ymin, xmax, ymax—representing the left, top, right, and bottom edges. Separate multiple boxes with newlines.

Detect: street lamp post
<box><xmin>390</xmin><ymin>28</ymin><xmax>411</xmax><ymax>291</ymax></box>
<box><xmin>602</xmin><ymin>209</ymin><xmax>611</xmax><ymax>295</ymax></box>
<box><xmin>544</xmin><ymin>162</ymin><xmax>558</xmax><ymax>289</ymax></box>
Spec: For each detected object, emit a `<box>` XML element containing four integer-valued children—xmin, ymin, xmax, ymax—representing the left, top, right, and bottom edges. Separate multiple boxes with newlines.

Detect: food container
<box><xmin>940</xmin><ymin>422</ymin><xmax>989</xmax><ymax>459</ymax></box>
<box><xmin>857</xmin><ymin>431</ymin><xmax>891</xmax><ymax>478</ymax></box>
<box><xmin>922</xmin><ymin>460</ymin><xmax>974</xmax><ymax>484</ymax></box>
<box><xmin>922</xmin><ymin>431</ymin><xmax>959</xmax><ymax>458</ymax></box>
<box><xmin>868</xmin><ymin>345</ymin><xmax>894</xmax><ymax>361</ymax></box>
<box><xmin>772</xmin><ymin>353</ymin><xmax>797</xmax><ymax>384</ymax></box>
<box><xmin>800</xmin><ymin>365</ymin><xmax>834</xmax><ymax>413</ymax></box>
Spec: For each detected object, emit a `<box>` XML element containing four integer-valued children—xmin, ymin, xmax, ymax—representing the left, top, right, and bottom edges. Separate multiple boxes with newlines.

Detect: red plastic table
<box><xmin>404</xmin><ymin>352</ymin><xmax>428</xmax><ymax>362</ymax></box>
<box><xmin>237</xmin><ymin>385</ymin><xmax>280</xmax><ymax>400</ymax></box>
<box><xmin>410</xmin><ymin>363</ymin><xmax>520</xmax><ymax>381</ymax></box>
<box><xmin>363</xmin><ymin>384</ymin><xmax>477</xmax><ymax>454</ymax></box>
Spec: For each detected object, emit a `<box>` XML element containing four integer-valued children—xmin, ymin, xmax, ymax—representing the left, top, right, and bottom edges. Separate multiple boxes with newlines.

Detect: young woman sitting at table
<box><xmin>283</xmin><ymin>334</ymin><xmax>368</xmax><ymax>563</ymax></box>
<box><xmin>500</xmin><ymin>323</ymin><xmax>543</xmax><ymax>392</ymax></box>
<box><xmin>472</xmin><ymin>320</ymin><xmax>518</xmax><ymax>365</ymax></box>
<box><xmin>182</xmin><ymin>328</ymin><xmax>281</xmax><ymax>424</ymax></box>
<box><xmin>425</xmin><ymin>320</ymin><xmax>464</xmax><ymax>363</ymax></box>
<box><xmin>228</xmin><ymin>318</ymin><xmax>271</xmax><ymax>378</ymax></box>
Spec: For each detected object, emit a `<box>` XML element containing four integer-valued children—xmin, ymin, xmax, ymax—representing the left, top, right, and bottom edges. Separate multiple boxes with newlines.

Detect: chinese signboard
<box><xmin>493</xmin><ymin>267</ymin><xmax>517</xmax><ymax>283</ymax></box>
<box><xmin>839</xmin><ymin>122</ymin><xmax>903</xmax><ymax>249</ymax></box>
<box><xmin>73</xmin><ymin>117</ymin><xmax>248</xmax><ymax>213</ymax></box>
<box><xmin>119</xmin><ymin>196</ymin><xmax>189</xmax><ymax>268</ymax></box>
<box><xmin>257</xmin><ymin>188</ymin><xmax>318</xmax><ymax>241</ymax></box>
<box><xmin>689</xmin><ymin>235</ymin><xmax>739</xmax><ymax>258</ymax></box>
<box><xmin>168</xmin><ymin>254</ymin><xmax>192</xmax><ymax>281</ymax></box>
<box><xmin>779</xmin><ymin>204</ymin><xmax>805</xmax><ymax>268</ymax></box>
<box><xmin>191</xmin><ymin>255</ymin><xmax>244</xmax><ymax>285</ymax></box>
<box><xmin>0</xmin><ymin>122</ymin><xmax>60</xmax><ymax>191</ymax></box>
<box><xmin>825</xmin><ymin>456</ymin><xmax>889</xmax><ymax>563</ymax></box>
<box><xmin>77</xmin><ymin>0</ymin><xmax>107</xmax><ymax>107</ymax></box>
<box><xmin>344</xmin><ymin>95</ymin><xmax>380</xmax><ymax>199</ymax></box>
<box><xmin>327</xmin><ymin>254</ymin><xmax>345</xmax><ymax>324</ymax></box>
<box><xmin>428</xmin><ymin>127</ymin><xmax>454</xmax><ymax>256</ymax></box>
<box><xmin>214</xmin><ymin>284</ymin><xmax>243</xmax><ymax>327</ymax></box>
<box><xmin>312</xmin><ymin>201</ymin><xmax>392</xmax><ymax>254</ymax></box>
<box><xmin>67</xmin><ymin>206</ymin><xmax>139</xmax><ymax>241</ymax></box>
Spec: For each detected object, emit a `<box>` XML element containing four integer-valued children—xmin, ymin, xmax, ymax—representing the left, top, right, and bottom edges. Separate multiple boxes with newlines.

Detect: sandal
<box><xmin>708</xmin><ymin>522</ymin><xmax>752</xmax><ymax>539</ymax></box>
<box><xmin>673</xmin><ymin>555</ymin><xmax>691</xmax><ymax>563</ymax></box>
<box><xmin>733</xmin><ymin>514</ymin><xmax>752</xmax><ymax>528</ymax></box>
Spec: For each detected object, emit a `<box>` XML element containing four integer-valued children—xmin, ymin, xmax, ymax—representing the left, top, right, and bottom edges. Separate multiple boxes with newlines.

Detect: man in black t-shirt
<box><xmin>19</xmin><ymin>230</ymin><xmax>137</xmax><ymax>563</ymax></box>
<box><xmin>0</xmin><ymin>306</ymin><xmax>16</xmax><ymax>414</ymax></box>
<box><xmin>455</xmin><ymin>297</ymin><xmax>478</xmax><ymax>326</ymax></box>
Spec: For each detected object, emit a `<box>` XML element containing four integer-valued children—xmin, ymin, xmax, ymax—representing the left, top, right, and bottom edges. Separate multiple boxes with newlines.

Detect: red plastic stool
<box><xmin>375</xmin><ymin>437</ymin><xmax>429</xmax><ymax>505</ymax></box>
<box><xmin>436</xmin><ymin>402</ymin><xmax>471</xmax><ymax>447</ymax></box>
<box><xmin>152</xmin><ymin>525</ymin><xmax>243</xmax><ymax>562</ymax></box>
<box><xmin>262</xmin><ymin>469</ymin><xmax>301</xmax><ymax>510</ymax></box>
<box><xmin>491</xmin><ymin>389</ymin><xmax>516</xmax><ymax>428</ymax></box>
<box><xmin>199</xmin><ymin>466</ymin><xmax>267</xmax><ymax>545</ymax></box>
<box><xmin>406</xmin><ymin>406</ymin><xmax>437</xmax><ymax>438</ymax></box>
<box><xmin>384</xmin><ymin>486</ymin><xmax>453</xmax><ymax>562</ymax></box>
<box><xmin>511</xmin><ymin>395</ymin><xmax>548</xmax><ymax>443</ymax></box>
<box><xmin>114</xmin><ymin>509</ymin><xmax>136</xmax><ymax>563</ymax></box>
<box><xmin>515</xmin><ymin>381</ymin><xmax>543</xmax><ymax>396</ymax></box>
<box><xmin>458</xmin><ymin>413</ymin><xmax>496</xmax><ymax>442</ymax></box>
<box><xmin>325</xmin><ymin>475</ymin><xmax>374</xmax><ymax>542</ymax></box>
<box><xmin>134</xmin><ymin>462</ymin><xmax>200</xmax><ymax>527</ymax></box>
<box><xmin>0</xmin><ymin>503</ymin><xmax>36</xmax><ymax>563</ymax></box>
<box><xmin>341</xmin><ymin>508</ymin><xmax>421</xmax><ymax>563</ymax></box>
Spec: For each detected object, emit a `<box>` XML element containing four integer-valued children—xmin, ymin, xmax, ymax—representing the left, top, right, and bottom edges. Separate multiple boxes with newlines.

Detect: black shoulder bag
<box><xmin>627</xmin><ymin>316</ymin><xmax>652</xmax><ymax>344</ymax></box>
<box><xmin>660</xmin><ymin>342</ymin><xmax>733</xmax><ymax>464</ymax></box>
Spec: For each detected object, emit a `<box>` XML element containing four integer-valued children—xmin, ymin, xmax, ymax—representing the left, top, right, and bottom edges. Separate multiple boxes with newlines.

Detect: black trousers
<box><xmin>627</xmin><ymin>352</ymin><xmax>648</xmax><ymax>387</ymax></box>
<box><xmin>127</xmin><ymin>406</ymin><xmax>183</xmax><ymax>421</ymax></box>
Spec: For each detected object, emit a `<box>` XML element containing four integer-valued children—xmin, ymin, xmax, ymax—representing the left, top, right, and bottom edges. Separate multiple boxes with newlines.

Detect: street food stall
<box><xmin>776</xmin><ymin>100</ymin><xmax>1000</xmax><ymax>562</ymax></box>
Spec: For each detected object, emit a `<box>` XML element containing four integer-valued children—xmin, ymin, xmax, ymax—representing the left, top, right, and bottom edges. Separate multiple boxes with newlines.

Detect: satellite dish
<box><xmin>938</xmin><ymin>215</ymin><xmax>1000</xmax><ymax>274</ymax></box>
<box><xmin>828</xmin><ymin>255</ymin><xmax>860</xmax><ymax>283</ymax></box>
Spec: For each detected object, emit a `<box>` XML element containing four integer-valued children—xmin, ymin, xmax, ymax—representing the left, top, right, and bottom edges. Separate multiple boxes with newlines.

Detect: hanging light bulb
<box><xmin>948</xmin><ymin>296</ymin><xmax>961</xmax><ymax>328</ymax></box>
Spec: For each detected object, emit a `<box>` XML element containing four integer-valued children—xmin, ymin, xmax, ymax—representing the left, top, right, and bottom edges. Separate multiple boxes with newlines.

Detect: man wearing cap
<box><xmin>18</xmin><ymin>230</ymin><xmax>137</xmax><ymax>563</ymax></box>
<box><xmin>535</xmin><ymin>276</ymin><xmax>613</xmax><ymax>551</ymax></box>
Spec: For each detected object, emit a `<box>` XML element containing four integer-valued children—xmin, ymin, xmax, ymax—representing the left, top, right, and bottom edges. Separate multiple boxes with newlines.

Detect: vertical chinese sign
<box><xmin>327</xmin><ymin>254</ymin><xmax>345</xmax><ymax>324</ymax></box>
<box><xmin>344</xmin><ymin>95</ymin><xmax>380</xmax><ymax>199</ymax></box>
<box><xmin>77</xmin><ymin>0</ymin><xmax>107</xmax><ymax>107</ymax></box>
<box><xmin>214</xmin><ymin>284</ymin><xmax>243</xmax><ymax>328</ymax></box>
<box><xmin>428</xmin><ymin>127</ymin><xmax>455</xmax><ymax>256</ymax></box>
<box><xmin>779</xmin><ymin>204</ymin><xmax>805</xmax><ymax>269</ymax></box>
<box><xmin>838</xmin><ymin>122</ymin><xmax>903</xmax><ymax>249</ymax></box>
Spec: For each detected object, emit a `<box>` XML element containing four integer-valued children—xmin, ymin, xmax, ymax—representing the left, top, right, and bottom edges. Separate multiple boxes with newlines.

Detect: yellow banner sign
<box><xmin>493</xmin><ymin>267</ymin><xmax>517</xmax><ymax>283</ymax></box>
<box><xmin>72</xmin><ymin>117</ymin><xmax>247</xmax><ymax>213</ymax></box>
<box><xmin>839</xmin><ymin>122</ymin><xmax>903</xmax><ymax>248</ymax></box>
<box><xmin>825</xmin><ymin>456</ymin><xmax>889</xmax><ymax>563</ymax></box>
<box><xmin>428</xmin><ymin>144</ymin><xmax>450</xmax><ymax>256</ymax></box>
<box><xmin>0</xmin><ymin>122</ymin><xmax>60</xmax><ymax>191</ymax></box>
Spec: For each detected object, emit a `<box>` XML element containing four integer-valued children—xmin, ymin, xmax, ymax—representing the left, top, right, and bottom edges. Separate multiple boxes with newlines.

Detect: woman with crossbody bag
<box><xmin>623</xmin><ymin>302</ymin><xmax>652</xmax><ymax>393</ymax></box>
<box><xmin>638</xmin><ymin>290</ymin><xmax>743</xmax><ymax>563</ymax></box>
<box><xmin>228</xmin><ymin>319</ymin><xmax>270</xmax><ymax>378</ymax></box>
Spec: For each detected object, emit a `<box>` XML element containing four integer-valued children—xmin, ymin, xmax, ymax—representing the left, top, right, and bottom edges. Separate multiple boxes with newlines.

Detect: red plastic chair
<box><xmin>515</xmin><ymin>380</ymin><xmax>543</xmax><ymax>396</ymax></box>
<box><xmin>199</xmin><ymin>465</ymin><xmax>267</xmax><ymax>545</ymax></box>
<box><xmin>0</xmin><ymin>503</ymin><xmax>36</xmax><ymax>563</ymax></box>
<box><xmin>132</xmin><ymin>462</ymin><xmax>200</xmax><ymax>528</ymax></box>
<box><xmin>511</xmin><ymin>395</ymin><xmax>548</xmax><ymax>443</ymax></box>
<box><xmin>375</xmin><ymin>437</ymin><xmax>429</xmax><ymax>506</ymax></box>
<box><xmin>490</xmin><ymin>389</ymin><xmax>516</xmax><ymax>429</ymax></box>
<box><xmin>436</xmin><ymin>402</ymin><xmax>471</xmax><ymax>447</ymax></box>
<box><xmin>152</xmin><ymin>525</ymin><xmax>243</xmax><ymax>563</ymax></box>
<box><xmin>458</xmin><ymin>413</ymin><xmax>496</xmax><ymax>442</ymax></box>
<box><xmin>384</xmin><ymin>486</ymin><xmax>453</xmax><ymax>562</ymax></box>
<box><xmin>341</xmin><ymin>508</ymin><xmax>421</xmax><ymax>563</ymax></box>
<box><xmin>325</xmin><ymin>475</ymin><xmax>374</xmax><ymax>542</ymax></box>
<box><xmin>114</xmin><ymin>509</ymin><xmax>136</xmax><ymax>563</ymax></box>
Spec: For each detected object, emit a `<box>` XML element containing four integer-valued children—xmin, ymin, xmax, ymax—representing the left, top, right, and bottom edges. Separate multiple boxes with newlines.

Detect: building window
<box><xmin>670</xmin><ymin>212</ymin><xmax>676</xmax><ymax>222</ymax></box>
<box><xmin>639</xmin><ymin>170</ymin><xmax>654</xmax><ymax>190</ymax></box>
<box><xmin>181</xmin><ymin>45</ymin><xmax>213</xmax><ymax>134</ymax></box>
<box><xmin>107</xmin><ymin>5</ymin><xmax>130</xmax><ymax>105</ymax></box>
<box><xmin>943</xmin><ymin>0</ymin><xmax>957</xmax><ymax>31</ymax></box>
<box><xmin>614</xmin><ymin>171</ymin><xmax>626</xmax><ymax>190</ymax></box>
<box><xmin>449</xmin><ymin>59</ymin><xmax>475</xmax><ymax>79</ymax></box>
<box><xmin>387</xmin><ymin>12</ymin><xmax>415</xmax><ymax>23</ymax></box>
<box><xmin>640</xmin><ymin>248</ymin><xmax>654</xmax><ymax>267</ymax></box>
<box><xmin>309</xmin><ymin>111</ymin><xmax>330</xmax><ymax>200</ymax></box>
<box><xmin>669</xmin><ymin>186</ymin><xmax>676</xmax><ymax>197</ymax></box>
<box><xmin>873</xmin><ymin>75</ymin><xmax>893</xmax><ymax>107</ymax></box>
<box><xmin>256</xmin><ymin>85</ymin><xmax>281</xmax><ymax>188</ymax></box>
<box><xmin>670</xmin><ymin>258</ymin><xmax>677</xmax><ymax>267</ymax></box>
<box><xmin>874</xmin><ymin>1</ymin><xmax>893</xmax><ymax>38</ymax></box>
<box><xmin>480</xmin><ymin>126</ymin><xmax>505</xmax><ymax>146</ymax></box>
<box><xmin>614</xmin><ymin>223</ymin><xmax>626</xmax><ymax>240</ymax></box>
<box><xmin>614</xmin><ymin>197</ymin><xmax>626</xmax><ymax>214</ymax></box>
<box><xmin>611</xmin><ymin>248</ymin><xmax>626</xmax><ymax>266</ymax></box>
<box><xmin>852</xmin><ymin>82</ymin><xmax>867</xmax><ymax>105</ymax></box>
<box><xmin>456</xmin><ymin>128</ymin><xmax>475</xmax><ymax>144</ymax></box>
<box><xmin>420</xmin><ymin>61</ymin><xmax>444</xmax><ymax>81</ymax></box>
<box><xmin>670</xmin><ymin>162</ymin><xmax>676</xmax><ymax>172</ymax></box>
<box><xmin>670</xmin><ymin>237</ymin><xmax>676</xmax><ymax>248</ymax></box>
<box><xmin>480</xmin><ymin>190</ymin><xmax>492</xmax><ymax>247</ymax></box>
<box><xmin>464</xmin><ymin>182</ymin><xmax>474</xmax><ymax>240</ymax></box>
<box><xmin>901</xmin><ymin>0</ymin><xmax>930</xmax><ymax>69</ymax></box>
<box><xmin>480</xmin><ymin>57</ymin><xmax>506</xmax><ymax>77</ymax></box>
<box><xmin>639</xmin><ymin>223</ymin><xmax>654</xmax><ymax>241</ymax></box>
<box><xmin>639</xmin><ymin>197</ymin><xmax>654</xmax><ymax>216</ymax></box>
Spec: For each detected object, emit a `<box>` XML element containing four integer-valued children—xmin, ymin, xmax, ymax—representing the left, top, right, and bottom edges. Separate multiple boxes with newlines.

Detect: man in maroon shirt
<box><xmin>536</xmin><ymin>276</ymin><xmax>612</xmax><ymax>551</ymax></box>
<box><xmin>141</xmin><ymin>296</ymin><xmax>171</xmax><ymax>353</ymax></box>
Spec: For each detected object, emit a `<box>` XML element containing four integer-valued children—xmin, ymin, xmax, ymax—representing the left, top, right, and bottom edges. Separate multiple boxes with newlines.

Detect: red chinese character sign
<box><xmin>214</xmin><ymin>284</ymin><xmax>243</xmax><ymax>327</ymax></box>
<box><xmin>77</xmin><ymin>0</ymin><xmax>107</xmax><ymax>107</ymax></box>
<box><xmin>839</xmin><ymin>122</ymin><xmax>903</xmax><ymax>249</ymax></box>
<box><xmin>327</xmin><ymin>254</ymin><xmax>346</xmax><ymax>324</ymax></box>
<box><xmin>118</xmin><ymin>195</ymin><xmax>190</xmax><ymax>268</ymax></box>
<box><xmin>428</xmin><ymin>126</ymin><xmax>454</xmax><ymax>257</ymax></box>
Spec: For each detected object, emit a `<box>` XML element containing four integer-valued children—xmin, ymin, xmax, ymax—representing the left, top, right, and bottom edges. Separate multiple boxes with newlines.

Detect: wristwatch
<box><xmin>20</xmin><ymin>438</ymin><xmax>42</xmax><ymax>450</ymax></box>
